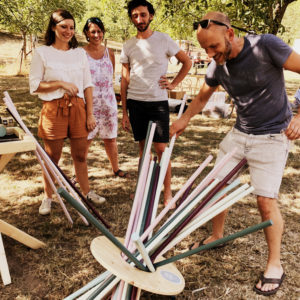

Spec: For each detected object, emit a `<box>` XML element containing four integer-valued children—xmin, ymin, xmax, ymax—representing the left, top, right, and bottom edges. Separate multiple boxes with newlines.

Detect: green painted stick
<box><xmin>153</xmin><ymin>220</ymin><xmax>273</xmax><ymax>268</ymax></box>
<box><xmin>138</xmin><ymin>121</ymin><xmax>153</xmax><ymax>176</ymax></box>
<box><xmin>57</xmin><ymin>187</ymin><xmax>147</xmax><ymax>272</ymax></box>
<box><xmin>87</xmin><ymin>274</ymin><xmax>116</xmax><ymax>300</ymax></box>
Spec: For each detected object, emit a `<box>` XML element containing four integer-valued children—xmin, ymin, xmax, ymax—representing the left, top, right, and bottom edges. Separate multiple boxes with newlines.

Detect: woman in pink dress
<box><xmin>83</xmin><ymin>17</ymin><xmax>129</xmax><ymax>178</ymax></box>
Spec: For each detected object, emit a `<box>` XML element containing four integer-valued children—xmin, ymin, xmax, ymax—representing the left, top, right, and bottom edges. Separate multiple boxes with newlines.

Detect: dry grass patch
<box><xmin>0</xmin><ymin>75</ymin><xmax>299</xmax><ymax>300</ymax></box>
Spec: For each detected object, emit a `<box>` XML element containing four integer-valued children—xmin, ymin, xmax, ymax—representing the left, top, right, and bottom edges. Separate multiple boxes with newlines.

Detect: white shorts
<box><xmin>215</xmin><ymin>128</ymin><xmax>290</xmax><ymax>199</ymax></box>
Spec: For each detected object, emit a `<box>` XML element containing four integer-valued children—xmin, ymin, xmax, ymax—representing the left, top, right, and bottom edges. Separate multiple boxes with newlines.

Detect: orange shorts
<box><xmin>38</xmin><ymin>94</ymin><xmax>88</xmax><ymax>140</ymax></box>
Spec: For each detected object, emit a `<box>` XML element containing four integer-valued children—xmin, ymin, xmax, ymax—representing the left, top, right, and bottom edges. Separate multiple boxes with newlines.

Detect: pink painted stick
<box><xmin>168</xmin><ymin>148</ymin><xmax>237</xmax><ymax>221</ymax></box>
<box><xmin>123</xmin><ymin>123</ymin><xmax>156</xmax><ymax>248</ymax></box>
<box><xmin>137</xmin><ymin>154</ymin><xmax>213</xmax><ymax>245</ymax></box>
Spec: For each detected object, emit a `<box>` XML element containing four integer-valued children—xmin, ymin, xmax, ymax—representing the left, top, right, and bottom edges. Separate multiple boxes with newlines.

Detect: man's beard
<box><xmin>136</xmin><ymin>20</ymin><xmax>151</xmax><ymax>32</ymax></box>
<box><xmin>216</xmin><ymin>37</ymin><xmax>232</xmax><ymax>65</ymax></box>
<box><xmin>224</xmin><ymin>38</ymin><xmax>232</xmax><ymax>61</ymax></box>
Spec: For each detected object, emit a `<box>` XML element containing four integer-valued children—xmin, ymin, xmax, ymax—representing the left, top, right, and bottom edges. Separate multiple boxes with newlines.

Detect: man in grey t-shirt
<box><xmin>120</xmin><ymin>0</ymin><xmax>191</xmax><ymax>206</ymax></box>
<box><xmin>171</xmin><ymin>11</ymin><xmax>300</xmax><ymax>296</ymax></box>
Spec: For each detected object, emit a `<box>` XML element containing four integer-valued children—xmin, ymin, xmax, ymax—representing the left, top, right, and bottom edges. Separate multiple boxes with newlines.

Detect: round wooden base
<box><xmin>90</xmin><ymin>236</ymin><xmax>185</xmax><ymax>295</ymax></box>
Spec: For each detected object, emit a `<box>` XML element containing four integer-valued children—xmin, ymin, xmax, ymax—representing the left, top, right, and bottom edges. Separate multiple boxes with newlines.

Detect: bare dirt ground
<box><xmin>0</xmin><ymin>74</ymin><xmax>299</xmax><ymax>300</ymax></box>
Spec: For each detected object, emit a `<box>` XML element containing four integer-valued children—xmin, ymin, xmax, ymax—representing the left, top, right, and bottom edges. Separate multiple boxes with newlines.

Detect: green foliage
<box><xmin>79</xmin><ymin>0</ymin><xmax>134</xmax><ymax>42</ymax></box>
<box><xmin>0</xmin><ymin>0</ymin><xmax>85</xmax><ymax>35</ymax></box>
<box><xmin>0</xmin><ymin>0</ymin><xmax>297</xmax><ymax>45</ymax></box>
<box><xmin>279</xmin><ymin>0</ymin><xmax>300</xmax><ymax>44</ymax></box>
<box><xmin>0</xmin><ymin>0</ymin><xmax>85</xmax><ymax>72</ymax></box>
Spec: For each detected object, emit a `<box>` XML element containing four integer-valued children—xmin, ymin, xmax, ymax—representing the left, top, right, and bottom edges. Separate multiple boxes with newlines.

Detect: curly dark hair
<box><xmin>44</xmin><ymin>9</ymin><xmax>78</xmax><ymax>48</ymax></box>
<box><xmin>127</xmin><ymin>0</ymin><xmax>155</xmax><ymax>18</ymax></box>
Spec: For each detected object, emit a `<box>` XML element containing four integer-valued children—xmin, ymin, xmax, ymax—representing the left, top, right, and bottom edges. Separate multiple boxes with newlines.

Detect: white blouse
<box><xmin>29</xmin><ymin>45</ymin><xmax>93</xmax><ymax>101</ymax></box>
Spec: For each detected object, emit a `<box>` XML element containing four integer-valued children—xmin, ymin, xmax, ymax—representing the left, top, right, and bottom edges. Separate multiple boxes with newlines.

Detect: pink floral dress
<box><xmin>87</xmin><ymin>48</ymin><xmax>118</xmax><ymax>140</ymax></box>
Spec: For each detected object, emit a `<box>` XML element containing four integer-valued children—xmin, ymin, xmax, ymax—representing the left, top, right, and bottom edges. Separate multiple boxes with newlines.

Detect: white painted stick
<box><xmin>136</xmin><ymin>179</ymin><xmax>220</xmax><ymax>260</ymax></box>
<box><xmin>135</xmin><ymin>160</ymin><xmax>155</xmax><ymax>233</ymax></box>
<box><xmin>135</xmin><ymin>154</ymin><xmax>213</xmax><ymax>247</ymax></box>
<box><xmin>194</xmin><ymin>178</ymin><xmax>241</xmax><ymax>219</ymax></box>
<box><xmin>3</xmin><ymin>92</ymin><xmax>89</xmax><ymax>225</ymax></box>
<box><xmin>131</xmin><ymin>232</ymin><xmax>155</xmax><ymax>273</ymax></box>
<box><xmin>94</xmin><ymin>277</ymin><xmax>121</xmax><ymax>300</ymax></box>
<box><xmin>123</xmin><ymin>122</ymin><xmax>156</xmax><ymax>249</ymax></box>
<box><xmin>120</xmin><ymin>282</ymin><xmax>129</xmax><ymax>300</ymax></box>
<box><xmin>186</xmin><ymin>183</ymin><xmax>249</xmax><ymax>232</ymax></box>
<box><xmin>64</xmin><ymin>271</ymin><xmax>111</xmax><ymax>300</ymax></box>
<box><xmin>35</xmin><ymin>150</ymin><xmax>73</xmax><ymax>224</ymax></box>
<box><xmin>135</xmin><ymin>288</ymin><xmax>142</xmax><ymax>300</ymax></box>
<box><xmin>157</xmin><ymin>186</ymin><xmax>255</xmax><ymax>258</ymax></box>
<box><xmin>36</xmin><ymin>147</ymin><xmax>89</xmax><ymax>225</ymax></box>
<box><xmin>0</xmin><ymin>233</ymin><xmax>11</xmax><ymax>285</ymax></box>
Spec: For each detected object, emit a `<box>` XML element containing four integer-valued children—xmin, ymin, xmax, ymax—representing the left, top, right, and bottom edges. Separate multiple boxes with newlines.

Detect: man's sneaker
<box><xmin>86</xmin><ymin>190</ymin><xmax>106</xmax><ymax>204</ymax></box>
<box><xmin>39</xmin><ymin>198</ymin><xmax>52</xmax><ymax>215</ymax></box>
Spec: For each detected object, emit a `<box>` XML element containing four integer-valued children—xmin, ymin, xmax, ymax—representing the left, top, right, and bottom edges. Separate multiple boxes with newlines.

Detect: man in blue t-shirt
<box><xmin>171</xmin><ymin>11</ymin><xmax>300</xmax><ymax>296</ymax></box>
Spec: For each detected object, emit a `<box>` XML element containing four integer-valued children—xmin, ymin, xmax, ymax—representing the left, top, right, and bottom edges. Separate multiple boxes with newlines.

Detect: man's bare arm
<box><xmin>170</xmin><ymin>82</ymin><xmax>218</xmax><ymax>137</ymax></box>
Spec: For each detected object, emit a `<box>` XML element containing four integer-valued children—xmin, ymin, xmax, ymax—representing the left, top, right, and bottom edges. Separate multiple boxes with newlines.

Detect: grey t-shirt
<box><xmin>205</xmin><ymin>34</ymin><xmax>293</xmax><ymax>134</ymax></box>
<box><xmin>120</xmin><ymin>31</ymin><xmax>180</xmax><ymax>101</ymax></box>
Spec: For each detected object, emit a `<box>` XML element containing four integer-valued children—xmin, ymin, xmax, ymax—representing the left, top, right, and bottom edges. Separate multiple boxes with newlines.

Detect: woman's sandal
<box><xmin>114</xmin><ymin>169</ymin><xmax>130</xmax><ymax>178</ymax></box>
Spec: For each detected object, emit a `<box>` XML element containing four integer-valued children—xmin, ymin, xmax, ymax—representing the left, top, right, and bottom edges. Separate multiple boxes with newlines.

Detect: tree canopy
<box><xmin>0</xmin><ymin>0</ymin><xmax>298</xmax><ymax>72</ymax></box>
<box><xmin>0</xmin><ymin>0</ymin><xmax>85</xmax><ymax>72</ymax></box>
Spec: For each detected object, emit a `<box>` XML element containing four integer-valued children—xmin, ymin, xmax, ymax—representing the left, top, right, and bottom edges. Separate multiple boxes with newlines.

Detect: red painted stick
<box><xmin>150</xmin><ymin>157</ymin><xmax>247</xmax><ymax>262</ymax></box>
<box><xmin>177</xmin><ymin>180</ymin><xmax>195</xmax><ymax>207</ymax></box>
<box><xmin>144</xmin><ymin>161</ymin><xmax>160</xmax><ymax>233</ymax></box>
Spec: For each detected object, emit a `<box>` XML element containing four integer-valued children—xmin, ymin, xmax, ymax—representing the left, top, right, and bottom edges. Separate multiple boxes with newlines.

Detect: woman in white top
<box><xmin>30</xmin><ymin>9</ymin><xmax>105</xmax><ymax>215</ymax></box>
<box><xmin>82</xmin><ymin>17</ymin><xmax>129</xmax><ymax>178</ymax></box>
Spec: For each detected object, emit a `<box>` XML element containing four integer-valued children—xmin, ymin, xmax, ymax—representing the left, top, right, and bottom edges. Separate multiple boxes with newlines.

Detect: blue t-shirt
<box><xmin>205</xmin><ymin>34</ymin><xmax>293</xmax><ymax>134</ymax></box>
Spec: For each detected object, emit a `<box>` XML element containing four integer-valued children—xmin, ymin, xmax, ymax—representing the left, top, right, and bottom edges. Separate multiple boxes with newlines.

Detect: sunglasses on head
<box><xmin>193</xmin><ymin>19</ymin><xmax>229</xmax><ymax>30</ymax></box>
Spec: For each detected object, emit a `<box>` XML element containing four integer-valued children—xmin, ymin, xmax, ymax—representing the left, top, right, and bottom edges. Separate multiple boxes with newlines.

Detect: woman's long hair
<box><xmin>44</xmin><ymin>9</ymin><xmax>78</xmax><ymax>48</ymax></box>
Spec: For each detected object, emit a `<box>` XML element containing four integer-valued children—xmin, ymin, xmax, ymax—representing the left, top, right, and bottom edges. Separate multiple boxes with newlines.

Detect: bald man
<box><xmin>170</xmin><ymin>11</ymin><xmax>300</xmax><ymax>296</ymax></box>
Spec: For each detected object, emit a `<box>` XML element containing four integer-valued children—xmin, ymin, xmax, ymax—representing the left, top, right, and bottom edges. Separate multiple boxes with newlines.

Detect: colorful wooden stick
<box><xmin>150</xmin><ymin>158</ymin><xmax>247</xmax><ymax>262</ymax></box>
<box><xmin>153</xmin><ymin>220</ymin><xmax>273</xmax><ymax>268</ymax></box>
<box><xmin>63</xmin><ymin>271</ymin><xmax>111</xmax><ymax>300</ymax></box>
<box><xmin>158</xmin><ymin>186</ymin><xmax>255</xmax><ymax>258</ymax></box>
<box><xmin>136</xmin><ymin>154</ymin><xmax>213</xmax><ymax>248</ymax></box>
<box><xmin>131</xmin><ymin>232</ymin><xmax>155</xmax><ymax>272</ymax></box>
<box><xmin>57</xmin><ymin>188</ymin><xmax>147</xmax><ymax>272</ymax></box>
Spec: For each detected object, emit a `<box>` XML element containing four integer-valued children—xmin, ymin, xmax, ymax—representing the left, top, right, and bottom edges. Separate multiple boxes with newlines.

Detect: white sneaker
<box><xmin>86</xmin><ymin>190</ymin><xmax>106</xmax><ymax>204</ymax></box>
<box><xmin>39</xmin><ymin>198</ymin><xmax>52</xmax><ymax>215</ymax></box>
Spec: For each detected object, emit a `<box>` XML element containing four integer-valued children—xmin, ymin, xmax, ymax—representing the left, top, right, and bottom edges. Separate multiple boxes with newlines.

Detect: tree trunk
<box><xmin>18</xmin><ymin>31</ymin><xmax>27</xmax><ymax>74</ymax></box>
<box><xmin>271</xmin><ymin>0</ymin><xmax>296</xmax><ymax>34</ymax></box>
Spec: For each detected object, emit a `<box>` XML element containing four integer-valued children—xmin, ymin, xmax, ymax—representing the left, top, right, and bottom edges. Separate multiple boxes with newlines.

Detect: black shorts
<box><xmin>127</xmin><ymin>99</ymin><xmax>170</xmax><ymax>143</ymax></box>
